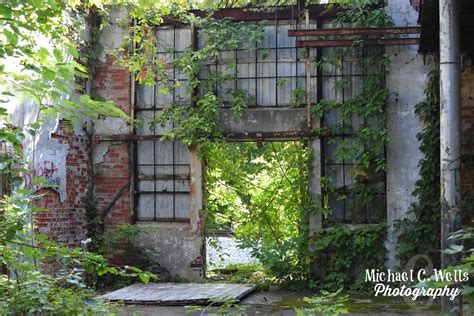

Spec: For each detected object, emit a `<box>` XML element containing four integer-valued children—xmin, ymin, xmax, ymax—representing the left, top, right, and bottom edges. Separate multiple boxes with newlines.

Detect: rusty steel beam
<box><xmin>161</xmin><ymin>4</ymin><xmax>344</xmax><ymax>25</ymax></box>
<box><xmin>288</xmin><ymin>26</ymin><xmax>420</xmax><ymax>37</ymax></box>
<box><xmin>137</xmin><ymin>174</ymin><xmax>190</xmax><ymax>181</ymax></box>
<box><xmin>296</xmin><ymin>37</ymin><xmax>420</xmax><ymax>47</ymax></box>
<box><xmin>93</xmin><ymin>130</ymin><xmax>360</xmax><ymax>142</ymax></box>
<box><xmin>94</xmin><ymin>131</ymin><xmax>319</xmax><ymax>142</ymax></box>
<box><xmin>224</xmin><ymin>131</ymin><xmax>317</xmax><ymax>141</ymax></box>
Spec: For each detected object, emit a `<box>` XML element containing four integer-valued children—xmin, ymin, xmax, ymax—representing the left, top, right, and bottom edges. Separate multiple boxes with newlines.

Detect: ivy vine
<box><xmin>395</xmin><ymin>68</ymin><xmax>441</xmax><ymax>268</ymax></box>
<box><xmin>308</xmin><ymin>1</ymin><xmax>392</xmax><ymax>289</ymax></box>
<box><xmin>311</xmin><ymin>223</ymin><xmax>387</xmax><ymax>291</ymax></box>
<box><xmin>115</xmin><ymin>15</ymin><xmax>265</xmax><ymax>145</ymax></box>
<box><xmin>312</xmin><ymin>1</ymin><xmax>393</xmax><ymax>223</ymax></box>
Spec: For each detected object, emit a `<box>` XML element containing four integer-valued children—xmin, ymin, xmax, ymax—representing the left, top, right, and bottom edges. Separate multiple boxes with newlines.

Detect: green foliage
<box><xmin>0</xmin><ymin>273</ymin><xmax>118</xmax><ymax>315</ymax></box>
<box><xmin>290</xmin><ymin>87</ymin><xmax>305</xmax><ymax>108</ymax></box>
<box><xmin>116</xmin><ymin>13</ymin><xmax>264</xmax><ymax>145</ymax></box>
<box><xmin>416</xmin><ymin>228</ymin><xmax>474</xmax><ymax>314</ymax></box>
<box><xmin>185</xmin><ymin>297</ymin><xmax>247</xmax><ymax>315</ymax></box>
<box><xmin>310</xmin><ymin>224</ymin><xmax>387</xmax><ymax>291</ymax></box>
<box><xmin>296</xmin><ymin>288</ymin><xmax>349</xmax><ymax>316</ymax></box>
<box><xmin>100</xmin><ymin>223</ymin><xmax>152</xmax><ymax>269</ymax></box>
<box><xmin>395</xmin><ymin>69</ymin><xmax>440</xmax><ymax>268</ymax></box>
<box><xmin>0</xmin><ymin>1</ymin><xmax>155</xmax><ymax>312</ymax></box>
<box><xmin>204</xmin><ymin>141</ymin><xmax>313</xmax><ymax>288</ymax></box>
<box><xmin>333</xmin><ymin>0</ymin><xmax>394</xmax><ymax>28</ymax></box>
<box><xmin>221</xmin><ymin>263</ymin><xmax>273</xmax><ymax>290</ymax></box>
<box><xmin>0</xmin><ymin>187</ymin><xmax>156</xmax><ymax>313</ymax></box>
<box><xmin>1</xmin><ymin>0</ymin><xmax>129</xmax><ymax>125</ymax></box>
<box><xmin>204</xmin><ymin>141</ymin><xmax>310</xmax><ymax>241</ymax></box>
<box><xmin>312</xmin><ymin>1</ymin><xmax>392</xmax><ymax>223</ymax></box>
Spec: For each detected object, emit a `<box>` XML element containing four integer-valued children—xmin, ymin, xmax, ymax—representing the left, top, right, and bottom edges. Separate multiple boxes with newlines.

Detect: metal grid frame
<box><xmin>134</xmin><ymin>25</ymin><xmax>191</xmax><ymax>222</ymax></box>
<box><xmin>133</xmin><ymin>13</ymin><xmax>389</xmax><ymax>224</ymax></box>
<box><xmin>150</xmin><ymin>22</ymin><xmax>318</xmax><ymax>109</ymax></box>
<box><xmin>319</xmin><ymin>44</ymin><xmax>387</xmax><ymax>224</ymax></box>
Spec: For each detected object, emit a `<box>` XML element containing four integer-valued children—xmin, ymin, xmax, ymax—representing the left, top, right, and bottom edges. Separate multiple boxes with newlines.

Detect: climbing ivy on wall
<box><xmin>154</xmin><ymin>19</ymin><xmax>265</xmax><ymax>145</ymax></box>
<box><xmin>111</xmin><ymin>0</ymin><xmax>402</xmax><ymax>291</ymax></box>
<box><xmin>307</xmin><ymin>1</ymin><xmax>391</xmax><ymax>289</ymax></box>
<box><xmin>114</xmin><ymin>13</ymin><xmax>265</xmax><ymax>145</ymax></box>
<box><xmin>313</xmin><ymin>1</ymin><xmax>393</xmax><ymax>222</ymax></box>
<box><xmin>311</xmin><ymin>224</ymin><xmax>387</xmax><ymax>291</ymax></box>
<box><xmin>395</xmin><ymin>68</ymin><xmax>441</xmax><ymax>268</ymax></box>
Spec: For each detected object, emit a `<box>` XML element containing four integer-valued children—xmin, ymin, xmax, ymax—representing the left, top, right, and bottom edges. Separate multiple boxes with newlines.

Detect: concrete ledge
<box><xmin>219</xmin><ymin>107</ymin><xmax>307</xmax><ymax>134</ymax></box>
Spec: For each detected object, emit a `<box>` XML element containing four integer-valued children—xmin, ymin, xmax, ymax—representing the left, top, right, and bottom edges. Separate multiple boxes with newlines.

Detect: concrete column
<box><xmin>308</xmin><ymin>137</ymin><xmax>322</xmax><ymax>278</ymax></box>
<box><xmin>385</xmin><ymin>0</ymin><xmax>428</xmax><ymax>270</ymax></box>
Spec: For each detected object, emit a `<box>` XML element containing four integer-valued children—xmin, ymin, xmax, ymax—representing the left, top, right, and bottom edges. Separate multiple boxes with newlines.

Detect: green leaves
<box><xmin>395</xmin><ymin>70</ymin><xmax>440</xmax><ymax>267</ymax></box>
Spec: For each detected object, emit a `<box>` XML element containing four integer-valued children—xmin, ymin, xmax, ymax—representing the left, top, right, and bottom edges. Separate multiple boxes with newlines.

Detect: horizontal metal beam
<box><xmin>93</xmin><ymin>130</ymin><xmax>359</xmax><ymax>143</ymax></box>
<box><xmin>93</xmin><ymin>131</ymin><xmax>319</xmax><ymax>142</ymax></box>
<box><xmin>136</xmin><ymin>218</ymin><xmax>191</xmax><ymax>223</ymax></box>
<box><xmin>288</xmin><ymin>26</ymin><xmax>420</xmax><ymax>37</ymax></box>
<box><xmin>137</xmin><ymin>175</ymin><xmax>190</xmax><ymax>181</ymax></box>
<box><xmin>296</xmin><ymin>37</ymin><xmax>420</xmax><ymax>47</ymax></box>
<box><xmin>161</xmin><ymin>4</ymin><xmax>344</xmax><ymax>25</ymax></box>
<box><xmin>224</xmin><ymin>131</ymin><xmax>316</xmax><ymax>141</ymax></box>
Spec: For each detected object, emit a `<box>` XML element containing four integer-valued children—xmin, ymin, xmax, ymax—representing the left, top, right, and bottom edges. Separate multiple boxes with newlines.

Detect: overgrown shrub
<box><xmin>92</xmin><ymin>223</ymin><xmax>157</xmax><ymax>290</ymax></box>
<box><xmin>0</xmin><ymin>272</ymin><xmax>118</xmax><ymax>315</ymax></box>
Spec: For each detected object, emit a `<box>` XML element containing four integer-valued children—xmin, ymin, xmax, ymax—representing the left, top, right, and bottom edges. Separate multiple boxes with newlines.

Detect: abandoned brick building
<box><xmin>7</xmin><ymin>0</ymin><xmax>474</xmax><ymax>280</ymax></box>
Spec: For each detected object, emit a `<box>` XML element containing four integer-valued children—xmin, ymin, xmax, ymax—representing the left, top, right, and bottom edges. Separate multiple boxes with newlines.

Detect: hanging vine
<box><xmin>113</xmin><ymin>12</ymin><xmax>265</xmax><ymax>146</ymax></box>
<box><xmin>395</xmin><ymin>68</ymin><xmax>441</xmax><ymax>268</ymax></box>
<box><xmin>308</xmin><ymin>1</ymin><xmax>392</xmax><ymax>290</ymax></box>
<box><xmin>312</xmin><ymin>1</ymin><xmax>392</xmax><ymax>222</ymax></box>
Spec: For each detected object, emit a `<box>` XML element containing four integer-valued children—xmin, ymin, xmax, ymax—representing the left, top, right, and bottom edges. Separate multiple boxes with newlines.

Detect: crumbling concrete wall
<box><xmin>385</xmin><ymin>0</ymin><xmax>430</xmax><ymax>269</ymax></box>
<box><xmin>93</xmin><ymin>7</ymin><xmax>205</xmax><ymax>279</ymax></box>
<box><xmin>92</xmin><ymin>2</ymin><xmax>434</xmax><ymax>278</ymax></box>
<box><xmin>6</xmin><ymin>101</ymin><xmax>91</xmax><ymax>248</ymax></box>
<box><xmin>91</xmin><ymin>7</ymin><xmax>132</xmax><ymax>229</ymax></box>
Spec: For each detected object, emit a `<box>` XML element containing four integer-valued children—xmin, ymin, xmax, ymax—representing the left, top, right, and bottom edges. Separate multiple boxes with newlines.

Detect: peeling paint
<box><xmin>92</xmin><ymin>141</ymin><xmax>121</xmax><ymax>165</ymax></box>
<box><xmin>385</xmin><ymin>0</ymin><xmax>431</xmax><ymax>269</ymax></box>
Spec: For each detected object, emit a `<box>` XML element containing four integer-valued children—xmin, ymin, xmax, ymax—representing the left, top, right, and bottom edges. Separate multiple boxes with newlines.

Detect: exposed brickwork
<box><xmin>93</xmin><ymin>55</ymin><xmax>131</xmax><ymax>115</ymax></box>
<box><xmin>34</xmin><ymin>54</ymin><xmax>133</xmax><ymax>247</ymax></box>
<box><xmin>34</xmin><ymin>123</ymin><xmax>90</xmax><ymax>248</ymax></box>
<box><xmin>461</xmin><ymin>66</ymin><xmax>474</xmax><ymax>223</ymax></box>
<box><xmin>92</xmin><ymin>55</ymin><xmax>132</xmax><ymax>230</ymax></box>
<box><xmin>93</xmin><ymin>143</ymin><xmax>131</xmax><ymax>227</ymax></box>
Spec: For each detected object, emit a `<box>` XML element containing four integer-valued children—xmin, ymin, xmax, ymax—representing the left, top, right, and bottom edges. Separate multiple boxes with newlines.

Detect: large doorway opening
<box><xmin>203</xmin><ymin>140</ymin><xmax>311</xmax><ymax>286</ymax></box>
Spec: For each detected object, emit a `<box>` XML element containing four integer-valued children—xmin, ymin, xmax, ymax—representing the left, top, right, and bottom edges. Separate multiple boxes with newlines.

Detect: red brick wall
<box><xmin>33</xmin><ymin>54</ymin><xmax>132</xmax><ymax>247</ymax></box>
<box><xmin>93</xmin><ymin>56</ymin><xmax>131</xmax><ymax>114</ymax></box>
<box><xmin>34</xmin><ymin>125</ymin><xmax>90</xmax><ymax>248</ymax></box>
<box><xmin>92</xmin><ymin>143</ymin><xmax>130</xmax><ymax>227</ymax></box>
<box><xmin>92</xmin><ymin>55</ymin><xmax>132</xmax><ymax>229</ymax></box>
<box><xmin>461</xmin><ymin>66</ymin><xmax>474</xmax><ymax>223</ymax></box>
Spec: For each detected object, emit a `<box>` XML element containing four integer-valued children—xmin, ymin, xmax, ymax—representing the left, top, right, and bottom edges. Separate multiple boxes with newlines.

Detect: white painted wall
<box><xmin>385</xmin><ymin>0</ymin><xmax>431</xmax><ymax>269</ymax></box>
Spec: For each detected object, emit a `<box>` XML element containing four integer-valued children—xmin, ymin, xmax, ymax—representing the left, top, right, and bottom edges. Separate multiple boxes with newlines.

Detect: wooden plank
<box><xmin>103</xmin><ymin>283</ymin><xmax>257</xmax><ymax>305</ymax></box>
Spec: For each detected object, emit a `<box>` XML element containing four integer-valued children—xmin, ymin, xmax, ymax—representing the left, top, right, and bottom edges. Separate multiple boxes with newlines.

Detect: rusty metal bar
<box><xmin>306</xmin><ymin>49</ymin><xmax>312</xmax><ymax>129</ymax></box>
<box><xmin>288</xmin><ymin>26</ymin><xmax>420</xmax><ymax>37</ymax></box>
<box><xmin>161</xmin><ymin>4</ymin><xmax>344</xmax><ymax>25</ymax></box>
<box><xmin>296</xmin><ymin>37</ymin><xmax>420</xmax><ymax>47</ymax></box>
<box><xmin>138</xmin><ymin>174</ymin><xmax>190</xmax><ymax>181</ymax></box>
<box><xmin>93</xmin><ymin>130</ymin><xmax>362</xmax><ymax>142</ymax></box>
